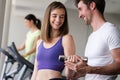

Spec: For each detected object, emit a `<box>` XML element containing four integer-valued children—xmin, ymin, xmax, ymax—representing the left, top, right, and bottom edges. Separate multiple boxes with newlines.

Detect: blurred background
<box><xmin>0</xmin><ymin>0</ymin><xmax>120</xmax><ymax>79</ymax></box>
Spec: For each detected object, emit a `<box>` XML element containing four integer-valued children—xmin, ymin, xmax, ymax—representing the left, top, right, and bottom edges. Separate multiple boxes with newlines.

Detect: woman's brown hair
<box><xmin>41</xmin><ymin>1</ymin><xmax>69</xmax><ymax>42</ymax></box>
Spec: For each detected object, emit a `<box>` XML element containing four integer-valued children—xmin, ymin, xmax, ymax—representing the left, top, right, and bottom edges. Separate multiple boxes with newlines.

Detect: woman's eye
<box><xmin>60</xmin><ymin>16</ymin><xmax>64</xmax><ymax>19</ymax></box>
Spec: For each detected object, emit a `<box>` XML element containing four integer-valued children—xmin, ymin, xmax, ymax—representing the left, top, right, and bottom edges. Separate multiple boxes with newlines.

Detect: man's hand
<box><xmin>65</xmin><ymin>55</ymin><xmax>88</xmax><ymax>78</ymax></box>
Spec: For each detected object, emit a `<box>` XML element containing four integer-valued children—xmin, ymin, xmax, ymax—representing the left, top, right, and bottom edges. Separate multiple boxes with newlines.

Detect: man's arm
<box><xmin>86</xmin><ymin>48</ymin><xmax>120</xmax><ymax>75</ymax></box>
<box><xmin>65</xmin><ymin>48</ymin><xmax>120</xmax><ymax>79</ymax></box>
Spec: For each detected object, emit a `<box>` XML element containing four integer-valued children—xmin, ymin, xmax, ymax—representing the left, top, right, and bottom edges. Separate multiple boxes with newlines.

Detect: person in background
<box><xmin>17</xmin><ymin>14</ymin><xmax>41</xmax><ymax>64</ymax></box>
<box><xmin>31</xmin><ymin>1</ymin><xmax>76</xmax><ymax>80</ymax></box>
<box><xmin>65</xmin><ymin>0</ymin><xmax>120</xmax><ymax>80</ymax></box>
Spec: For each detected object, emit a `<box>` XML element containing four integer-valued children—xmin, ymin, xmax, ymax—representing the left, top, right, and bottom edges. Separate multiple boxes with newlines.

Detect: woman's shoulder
<box><xmin>62</xmin><ymin>34</ymin><xmax>74</xmax><ymax>43</ymax></box>
<box><xmin>35</xmin><ymin>29</ymin><xmax>41</xmax><ymax>33</ymax></box>
<box><xmin>62</xmin><ymin>34</ymin><xmax>73</xmax><ymax>39</ymax></box>
<box><xmin>37</xmin><ymin>39</ymin><xmax>42</xmax><ymax>45</ymax></box>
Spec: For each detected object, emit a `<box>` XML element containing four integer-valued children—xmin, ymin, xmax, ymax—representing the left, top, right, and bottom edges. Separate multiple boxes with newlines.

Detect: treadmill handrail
<box><xmin>8</xmin><ymin>42</ymin><xmax>34</xmax><ymax>70</ymax></box>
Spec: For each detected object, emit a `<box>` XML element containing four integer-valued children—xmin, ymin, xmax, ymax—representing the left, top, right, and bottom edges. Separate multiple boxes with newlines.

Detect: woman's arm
<box><xmin>31</xmin><ymin>58</ymin><xmax>38</xmax><ymax>80</ymax></box>
<box><xmin>22</xmin><ymin>36</ymin><xmax>40</xmax><ymax>57</ymax></box>
<box><xmin>62</xmin><ymin>34</ymin><xmax>76</xmax><ymax>80</ymax></box>
<box><xmin>31</xmin><ymin>39</ymin><xmax>41</xmax><ymax>80</ymax></box>
<box><xmin>17</xmin><ymin>39</ymin><xmax>25</xmax><ymax>51</ymax></box>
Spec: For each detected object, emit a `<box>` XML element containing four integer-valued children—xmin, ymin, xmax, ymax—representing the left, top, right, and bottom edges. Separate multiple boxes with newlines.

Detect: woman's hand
<box><xmin>21</xmin><ymin>53</ymin><xmax>28</xmax><ymax>57</ymax></box>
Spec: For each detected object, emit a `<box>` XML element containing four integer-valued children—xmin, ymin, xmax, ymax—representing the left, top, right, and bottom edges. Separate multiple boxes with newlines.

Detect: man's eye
<box><xmin>52</xmin><ymin>15</ymin><xmax>56</xmax><ymax>18</ymax></box>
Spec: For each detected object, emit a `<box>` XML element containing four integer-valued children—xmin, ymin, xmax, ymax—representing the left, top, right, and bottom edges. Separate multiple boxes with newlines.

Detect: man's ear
<box><xmin>90</xmin><ymin>1</ymin><xmax>96</xmax><ymax>11</ymax></box>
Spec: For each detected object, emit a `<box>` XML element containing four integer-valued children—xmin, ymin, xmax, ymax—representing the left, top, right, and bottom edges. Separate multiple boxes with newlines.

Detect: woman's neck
<box><xmin>30</xmin><ymin>25</ymin><xmax>38</xmax><ymax>32</ymax></box>
<box><xmin>51</xmin><ymin>30</ymin><xmax>60</xmax><ymax>38</ymax></box>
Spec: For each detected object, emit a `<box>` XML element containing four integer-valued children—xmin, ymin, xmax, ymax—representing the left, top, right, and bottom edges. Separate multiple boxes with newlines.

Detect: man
<box><xmin>65</xmin><ymin>0</ymin><xmax>120</xmax><ymax>80</ymax></box>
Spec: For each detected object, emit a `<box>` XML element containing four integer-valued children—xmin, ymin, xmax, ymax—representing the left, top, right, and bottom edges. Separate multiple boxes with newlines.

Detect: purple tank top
<box><xmin>37</xmin><ymin>37</ymin><xmax>64</xmax><ymax>72</ymax></box>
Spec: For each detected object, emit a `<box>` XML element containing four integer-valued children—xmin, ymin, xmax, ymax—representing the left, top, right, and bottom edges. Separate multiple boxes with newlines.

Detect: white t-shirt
<box><xmin>85</xmin><ymin>22</ymin><xmax>120</xmax><ymax>80</ymax></box>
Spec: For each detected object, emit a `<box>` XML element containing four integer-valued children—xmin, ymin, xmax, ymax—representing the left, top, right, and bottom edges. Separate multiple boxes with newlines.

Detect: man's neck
<box><xmin>91</xmin><ymin>12</ymin><xmax>106</xmax><ymax>32</ymax></box>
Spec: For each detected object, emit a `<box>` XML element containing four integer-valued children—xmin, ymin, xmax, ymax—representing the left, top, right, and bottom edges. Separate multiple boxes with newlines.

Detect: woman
<box><xmin>17</xmin><ymin>14</ymin><xmax>41</xmax><ymax>64</ymax></box>
<box><xmin>31</xmin><ymin>1</ymin><xmax>76</xmax><ymax>80</ymax></box>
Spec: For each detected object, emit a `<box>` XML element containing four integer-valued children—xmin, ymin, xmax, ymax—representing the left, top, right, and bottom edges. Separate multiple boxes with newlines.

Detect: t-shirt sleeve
<box><xmin>107</xmin><ymin>27</ymin><xmax>120</xmax><ymax>50</ymax></box>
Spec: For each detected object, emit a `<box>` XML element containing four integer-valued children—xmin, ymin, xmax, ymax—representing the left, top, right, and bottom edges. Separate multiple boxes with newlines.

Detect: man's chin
<box><xmin>84</xmin><ymin>21</ymin><xmax>90</xmax><ymax>25</ymax></box>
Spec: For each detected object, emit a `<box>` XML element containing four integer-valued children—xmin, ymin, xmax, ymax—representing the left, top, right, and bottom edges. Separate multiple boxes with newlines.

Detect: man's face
<box><xmin>77</xmin><ymin>1</ymin><xmax>92</xmax><ymax>25</ymax></box>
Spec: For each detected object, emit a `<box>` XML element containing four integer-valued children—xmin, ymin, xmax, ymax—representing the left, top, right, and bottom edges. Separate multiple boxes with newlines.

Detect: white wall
<box><xmin>0</xmin><ymin>0</ymin><xmax>6</xmax><ymax>77</ymax></box>
<box><xmin>0</xmin><ymin>0</ymin><xmax>6</xmax><ymax>47</ymax></box>
<box><xmin>8</xmin><ymin>14</ymin><xmax>28</xmax><ymax>46</ymax></box>
<box><xmin>68</xmin><ymin>9</ymin><xmax>92</xmax><ymax>56</ymax></box>
<box><xmin>105</xmin><ymin>13</ymin><xmax>120</xmax><ymax>27</ymax></box>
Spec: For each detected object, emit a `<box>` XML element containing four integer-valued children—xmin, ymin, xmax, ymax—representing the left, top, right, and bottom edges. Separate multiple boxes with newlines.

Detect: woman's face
<box><xmin>24</xmin><ymin>19</ymin><xmax>32</xmax><ymax>28</ymax></box>
<box><xmin>50</xmin><ymin>8</ymin><xmax>65</xmax><ymax>30</ymax></box>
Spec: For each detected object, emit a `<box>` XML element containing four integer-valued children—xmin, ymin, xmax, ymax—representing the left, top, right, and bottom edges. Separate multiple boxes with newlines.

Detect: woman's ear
<box><xmin>30</xmin><ymin>20</ymin><xmax>34</xmax><ymax>24</ymax></box>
